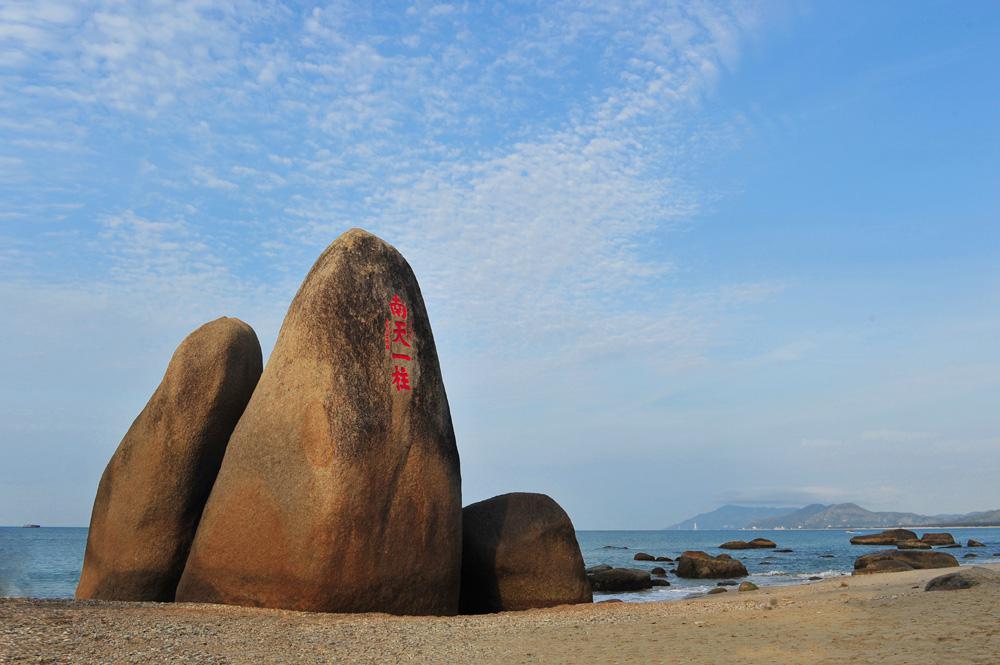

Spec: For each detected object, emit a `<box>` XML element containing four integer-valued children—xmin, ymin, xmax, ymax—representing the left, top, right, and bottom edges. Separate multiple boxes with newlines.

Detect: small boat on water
<box><xmin>21</xmin><ymin>524</ymin><xmax>41</xmax><ymax>528</ymax></box>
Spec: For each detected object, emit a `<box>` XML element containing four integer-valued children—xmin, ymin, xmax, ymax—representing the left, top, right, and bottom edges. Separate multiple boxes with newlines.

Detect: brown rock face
<box><xmin>849</xmin><ymin>529</ymin><xmax>918</xmax><ymax>545</ymax></box>
<box><xmin>719</xmin><ymin>538</ymin><xmax>777</xmax><ymax>550</ymax></box>
<box><xmin>633</xmin><ymin>552</ymin><xmax>655</xmax><ymax>561</ymax></box>
<box><xmin>459</xmin><ymin>493</ymin><xmax>591</xmax><ymax>613</ymax></box>
<box><xmin>896</xmin><ymin>540</ymin><xmax>932</xmax><ymax>550</ymax></box>
<box><xmin>852</xmin><ymin>550</ymin><xmax>959</xmax><ymax>575</ymax></box>
<box><xmin>175</xmin><ymin>229</ymin><xmax>462</xmax><ymax>615</ymax></box>
<box><xmin>76</xmin><ymin>318</ymin><xmax>262</xmax><ymax>601</ymax></box>
<box><xmin>675</xmin><ymin>551</ymin><xmax>748</xmax><ymax>579</ymax></box>
<box><xmin>968</xmin><ymin>539</ymin><xmax>985</xmax><ymax>547</ymax></box>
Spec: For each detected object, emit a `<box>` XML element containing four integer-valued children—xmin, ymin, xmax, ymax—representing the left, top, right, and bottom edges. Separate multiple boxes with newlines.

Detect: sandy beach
<box><xmin>2</xmin><ymin>564</ymin><xmax>997</xmax><ymax>664</ymax></box>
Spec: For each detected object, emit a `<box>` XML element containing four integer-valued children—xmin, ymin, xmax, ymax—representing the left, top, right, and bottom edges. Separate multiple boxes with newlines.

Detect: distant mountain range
<box><xmin>666</xmin><ymin>503</ymin><xmax>1000</xmax><ymax>530</ymax></box>
<box><xmin>665</xmin><ymin>505</ymin><xmax>794</xmax><ymax>530</ymax></box>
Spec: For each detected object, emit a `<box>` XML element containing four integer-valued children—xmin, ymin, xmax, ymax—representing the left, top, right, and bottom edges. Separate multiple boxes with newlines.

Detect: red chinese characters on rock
<box><xmin>386</xmin><ymin>294</ymin><xmax>413</xmax><ymax>392</ymax></box>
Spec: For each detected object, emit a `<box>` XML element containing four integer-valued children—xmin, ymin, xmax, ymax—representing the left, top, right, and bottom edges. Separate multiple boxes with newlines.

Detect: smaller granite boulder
<box><xmin>967</xmin><ymin>539</ymin><xmax>985</xmax><ymax>547</ymax></box>
<box><xmin>707</xmin><ymin>587</ymin><xmax>727</xmax><ymax>595</ymax></box>
<box><xmin>460</xmin><ymin>493</ymin><xmax>591</xmax><ymax>613</ymax></box>
<box><xmin>655</xmin><ymin>556</ymin><xmax>673</xmax><ymax>562</ymax></box>
<box><xmin>925</xmin><ymin>567</ymin><xmax>1000</xmax><ymax>591</ymax></box>
<box><xmin>919</xmin><ymin>532</ymin><xmax>955</xmax><ymax>546</ymax></box>
<box><xmin>650</xmin><ymin>567</ymin><xmax>667</xmax><ymax>576</ymax></box>
<box><xmin>586</xmin><ymin>564</ymin><xmax>612</xmax><ymax>574</ymax></box>
<box><xmin>651</xmin><ymin>578</ymin><xmax>670</xmax><ymax>587</ymax></box>
<box><xmin>587</xmin><ymin>568</ymin><xmax>653</xmax><ymax>592</ymax></box>
<box><xmin>719</xmin><ymin>538</ymin><xmax>777</xmax><ymax>550</ymax></box>
<box><xmin>633</xmin><ymin>552</ymin><xmax>655</xmax><ymax>561</ymax></box>
<box><xmin>853</xmin><ymin>550</ymin><xmax>959</xmax><ymax>575</ymax></box>
<box><xmin>676</xmin><ymin>551</ymin><xmax>748</xmax><ymax>579</ymax></box>
<box><xmin>738</xmin><ymin>581</ymin><xmax>758</xmax><ymax>592</ymax></box>
<box><xmin>850</xmin><ymin>529</ymin><xmax>918</xmax><ymax>545</ymax></box>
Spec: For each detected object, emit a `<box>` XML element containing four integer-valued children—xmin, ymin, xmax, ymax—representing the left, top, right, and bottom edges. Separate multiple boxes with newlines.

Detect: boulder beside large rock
<box><xmin>176</xmin><ymin>229</ymin><xmax>463</xmax><ymax>615</ymax></box>
<box><xmin>967</xmin><ymin>539</ymin><xmax>985</xmax><ymax>547</ymax></box>
<box><xmin>853</xmin><ymin>550</ymin><xmax>959</xmax><ymax>575</ymax></box>
<box><xmin>849</xmin><ymin>529</ymin><xmax>918</xmax><ymax>545</ymax></box>
<box><xmin>459</xmin><ymin>493</ymin><xmax>592</xmax><ymax>613</ymax></box>
<box><xmin>675</xmin><ymin>551</ymin><xmax>748</xmax><ymax>579</ymax></box>
<box><xmin>587</xmin><ymin>568</ymin><xmax>652</xmax><ymax>592</ymax></box>
<box><xmin>76</xmin><ymin>318</ymin><xmax>262</xmax><ymax>601</ymax></box>
<box><xmin>720</xmin><ymin>538</ymin><xmax>776</xmax><ymax>550</ymax></box>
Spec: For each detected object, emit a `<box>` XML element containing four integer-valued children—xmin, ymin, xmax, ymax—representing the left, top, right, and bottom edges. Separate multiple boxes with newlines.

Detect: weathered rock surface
<box><xmin>633</xmin><ymin>552</ymin><xmax>655</xmax><ymax>561</ymax></box>
<box><xmin>719</xmin><ymin>538</ymin><xmax>776</xmax><ymax>550</ymax></box>
<box><xmin>919</xmin><ymin>532</ymin><xmax>955</xmax><ymax>546</ymax></box>
<box><xmin>675</xmin><ymin>551</ymin><xmax>748</xmax><ymax>579</ymax></box>
<box><xmin>77</xmin><ymin>318</ymin><xmax>262</xmax><ymax>602</ymax></box>
<box><xmin>651</xmin><ymin>578</ymin><xmax>670</xmax><ymax>586</ymax></box>
<box><xmin>650</xmin><ymin>567</ymin><xmax>667</xmax><ymax>576</ymax></box>
<box><xmin>707</xmin><ymin>587</ymin><xmax>727</xmax><ymax>594</ymax></box>
<box><xmin>897</xmin><ymin>540</ymin><xmax>932</xmax><ymax>550</ymax></box>
<box><xmin>587</xmin><ymin>568</ymin><xmax>652</xmax><ymax>592</ymax></box>
<box><xmin>738</xmin><ymin>581</ymin><xmax>759</xmax><ymax>592</ymax></box>
<box><xmin>968</xmin><ymin>539</ymin><xmax>985</xmax><ymax>547</ymax></box>
<box><xmin>852</xmin><ymin>550</ymin><xmax>959</xmax><ymax>575</ymax></box>
<box><xmin>925</xmin><ymin>567</ymin><xmax>1000</xmax><ymax>591</ymax></box>
<box><xmin>850</xmin><ymin>529</ymin><xmax>918</xmax><ymax>545</ymax></box>
<box><xmin>176</xmin><ymin>229</ymin><xmax>463</xmax><ymax>615</ymax></box>
<box><xmin>655</xmin><ymin>556</ymin><xmax>672</xmax><ymax>562</ymax></box>
<box><xmin>459</xmin><ymin>493</ymin><xmax>591</xmax><ymax>613</ymax></box>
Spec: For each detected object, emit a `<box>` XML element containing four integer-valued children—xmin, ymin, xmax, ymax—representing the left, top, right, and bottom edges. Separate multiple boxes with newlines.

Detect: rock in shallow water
<box><xmin>919</xmin><ymin>532</ymin><xmax>955</xmax><ymax>546</ymax></box>
<box><xmin>176</xmin><ymin>229</ymin><xmax>463</xmax><ymax>615</ymax></box>
<box><xmin>719</xmin><ymin>538</ymin><xmax>776</xmax><ymax>550</ymax></box>
<box><xmin>459</xmin><ymin>492</ymin><xmax>592</xmax><ymax>613</ymax></box>
<box><xmin>675</xmin><ymin>551</ymin><xmax>748</xmax><ymax>579</ymax></box>
<box><xmin>587</xmin><ymin>568</ymin><xmax>652</xmax><ymax>592</ymax></box>
<box><xmin>77</xmin><ymin>318</ymin><xmax>262</xmax><ymax>602</ymax></box>
<box><xmin>850</xmin><ymin>529</ymin><xmax>917</xmax><ymax>545</ymax></box>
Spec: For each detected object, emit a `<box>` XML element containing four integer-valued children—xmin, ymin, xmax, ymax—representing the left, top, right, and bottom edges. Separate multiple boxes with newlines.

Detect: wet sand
<box><xmin>2</xmin><ymin>564</ymin><xmax>998</xmax><ymax>664</ymax></box>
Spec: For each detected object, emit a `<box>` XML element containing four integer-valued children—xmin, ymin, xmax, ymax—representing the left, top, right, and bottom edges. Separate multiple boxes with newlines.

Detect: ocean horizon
<box><xmin>3</xmin><ymin>526</ymin><xmax>998</xmax><ymax>602</ymax></box>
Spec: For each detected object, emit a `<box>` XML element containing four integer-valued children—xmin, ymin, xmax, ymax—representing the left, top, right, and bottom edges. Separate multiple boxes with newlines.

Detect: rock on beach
<box><xmin>459</xmin><ymin>493</ymin><xmax>591</xmax><ymax>613</ymax></box>
<box><xmin>175</xmin><ymin>229</ymin><xmax>463</xmax><ymax>615</ymax></box>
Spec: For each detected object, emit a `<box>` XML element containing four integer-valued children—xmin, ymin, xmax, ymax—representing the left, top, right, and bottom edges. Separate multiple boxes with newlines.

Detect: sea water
<box><xmin>2</xmin><ymin>526</ymin><xmax>998</xmax><ymax>601</ymax></box>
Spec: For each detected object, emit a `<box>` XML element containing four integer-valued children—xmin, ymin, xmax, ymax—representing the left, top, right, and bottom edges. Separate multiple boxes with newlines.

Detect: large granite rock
<box><xmin>675</xmin><ymin>551</ymin><xmax>748</xmax><ymax>579</ymax></box>
<box><xmin>925</xmin><ymin>567</ymin><xmax>1000</xmax><ymax>591</ymax></box>
<box><xmin>587</xmin><ymin>568</ymin><xmax>653</xmax><ymax>592</ymax></box>
<box><xmin>852</xmin><ymin>550</ymin><xmax>959</xmax><ymax>575</ymax></box>
<box><xmin>896</xmin><ymin>540</ymin><xmax>932</xmax><ymax>550</ymax></box>
<box><xmin>76</xmin><ymin>318</ymin><xmax>262</xmax><ymax>601</ymax></box>
<box><xmin>849</xmin><ymin>529</ymin><xmax>918</xmax><ymax>545</ymax></box>
<box><xmin>459</xmin><ymin>493</ymin><xmax>592</xmax><ymax>613</ymax></box>
<box><xmin>919</xmin><ymin>532</ymin><xmax>955</xmax><ymax>546</ymax></box>
<box><xmin>719</xmin><ymin>538</ymin><xmax>777</xmax><ymax>550</ymax></box>
<box><xmin>176</xmin><ymin>229</ymin><xmax>462</xmax><ymax>615</ymax></box>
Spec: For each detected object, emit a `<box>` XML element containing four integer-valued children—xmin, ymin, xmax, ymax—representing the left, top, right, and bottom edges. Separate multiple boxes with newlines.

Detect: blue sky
<box><xmin>1</xmin><ymin>1</ymin><xmax>997</xmax><ymax>528</ymax></box>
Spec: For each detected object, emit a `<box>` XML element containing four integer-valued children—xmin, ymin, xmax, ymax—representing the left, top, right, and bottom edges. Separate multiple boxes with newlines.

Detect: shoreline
<box><xmin>3</xmin><ymin>564</ymin><xmax>998</xmax><ymax>664</ymax></box>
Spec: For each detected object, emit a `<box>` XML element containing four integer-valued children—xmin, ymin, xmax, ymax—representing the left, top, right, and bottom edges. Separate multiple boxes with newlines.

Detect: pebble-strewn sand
<box><xmin>2</xmin><ymin>564</ymin><xmax>998</xmax><ymax>664</ymax></box>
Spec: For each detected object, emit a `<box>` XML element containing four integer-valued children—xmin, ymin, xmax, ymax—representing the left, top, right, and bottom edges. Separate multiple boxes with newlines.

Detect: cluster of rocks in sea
<box><xmin>846</xmin><ymin>528</ymin><xmax>979</xmax><ymax>575</ymax></box>
<box><xmin>76</xmin><ymin>229</ymin><xmax>592</xmax><ymax>616</ymax></box>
